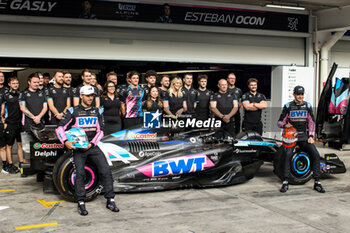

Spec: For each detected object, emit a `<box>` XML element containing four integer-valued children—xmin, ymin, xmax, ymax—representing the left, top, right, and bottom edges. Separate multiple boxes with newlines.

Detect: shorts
<box><xmin>0</xmin><ymin>126</ymin><xmax>5</xmax><ymax>148</ymax></box>
<box><xmin>4</xmin><ymin>123</ymin><xmax>22</xmax><ymax>145</ymax></box>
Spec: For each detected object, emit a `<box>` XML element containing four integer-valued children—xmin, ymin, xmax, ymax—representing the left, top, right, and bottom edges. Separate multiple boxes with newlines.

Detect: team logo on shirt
<box><xmin>143</xmin><ymin>110</ymin><xmax>161</xmax><ymax>129</ymax></box>
<box><xmin>76</xmin><ymin>117</ymin><xmax>98</xmax><ymax>127</ymax></box>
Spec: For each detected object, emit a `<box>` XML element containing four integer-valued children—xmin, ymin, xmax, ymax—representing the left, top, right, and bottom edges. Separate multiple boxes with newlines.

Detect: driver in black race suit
<box><xmin>277</xmin><ymin>86</ymin><xmax>325</xmax><ymax>193</ymax></box>
<box><xmin>56</xmin><ymin>85</ymin><xmax>119</xmax><ymax>216</ymax></box>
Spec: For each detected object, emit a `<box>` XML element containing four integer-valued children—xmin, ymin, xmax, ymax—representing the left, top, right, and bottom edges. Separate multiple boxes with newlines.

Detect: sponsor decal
<box><xmin>77</xmin><ymin>117</ymin><xmax>98</xmax><ymax>126</ymax></box>
<box><xmin>137</xmin><ymin>154</ymin><xmax>215</xmax><ymax>177</ymax></box>
<box><xmin>34</xmin><ymin>151</ymin><xmax>57</xmax><ymax>157</ymax></box>
<box><xmin>290</xmin><ymin>110</ymin><xmax>307</xmax><ymax>118</ymax></box>
<box><xmin>98</xmin><ymin>142</ymin><xmax>138</xmax><ymax>165</ymax></box>
<box><xmin>135</xmin><ymin>133</ymin><xmax>157</xmax><ymax>139</ymax></box>
<box><xmin>139</xmin><ymin>151</ymin><xmax>161</xmax><ymax>158</ymax></box>
<box><xmin>33</xmin><ymin>143</ymin><xmax>64</xmax><ymax>149</ymax></box>
<box><xmin>233</xmin><ymin>149</ymin><xmax>257</xmax><ymax>153</ymax></box>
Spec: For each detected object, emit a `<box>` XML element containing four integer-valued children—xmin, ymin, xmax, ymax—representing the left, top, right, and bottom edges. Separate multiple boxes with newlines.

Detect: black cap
<box><xmin>293</xmin><ymin>86</ymin><xmax>304</xmax><ymax>94</ymax></box>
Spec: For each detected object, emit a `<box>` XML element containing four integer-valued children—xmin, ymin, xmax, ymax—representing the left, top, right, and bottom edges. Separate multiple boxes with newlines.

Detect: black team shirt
<box><xmin>164</xmin><ymin>92</ymin><xmax>185</xmax><ymax>114</ymax></box>
<box><xmin>210</xmin><ymin>91</ymin><xmax>238</xmax><ymax>120</ymax></box>
<box><xmin>46</xmin><ymin>86</ymin><xmax>70</xmax><ymax>113</ymax></box>
<box><xmin>19</xmin><ymin>89</ymin><xmax>47</xmax><ymax>125</ymax></box>
<box><xmin>182</xmin><ymin>87</ymin><xmax>198</xmax><ymax>115</ymax></box>
<box><xmin>101</xmin><ymin>96</ymin><xmax>121</xmax><ymax>117</ymax></box>
<box><xmin>3</xmin><ymin>90</ymin><xmax>21</xmax><ymax>124</ymax></box>
<box><xmin>242</xmin><ymin>92</ymin><xmax>267</xmax><ymax>123</ymax></box>
<box><xmin>196</xmin><ymin>89</ymin><xmax>213</xmax><ymax>119</ymax></box>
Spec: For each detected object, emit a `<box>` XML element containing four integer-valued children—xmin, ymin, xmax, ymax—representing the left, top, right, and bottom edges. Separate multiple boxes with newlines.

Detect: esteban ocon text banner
<box><xmin>0</xmin><ymin>0</ymin><xmax>308</xmax><ymax>32</ymax></box>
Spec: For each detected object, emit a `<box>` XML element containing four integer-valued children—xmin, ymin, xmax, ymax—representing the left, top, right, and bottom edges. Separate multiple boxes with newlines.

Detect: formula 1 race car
<box><xmin>21</xmin><ymin>126</ymin><xmax>346</xmax><ymax>202</ymax></box>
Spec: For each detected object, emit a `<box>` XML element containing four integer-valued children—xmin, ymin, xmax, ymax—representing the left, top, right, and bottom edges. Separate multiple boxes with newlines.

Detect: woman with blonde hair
<box><xmin>163</xmin><ymin>77</ymin><xmax>187</xmax><ymax>117</ymax></box>
<box><xmin>143</xmin><ymin>86</ymin><xmax>163</xmax><ymax>112</ymax></box>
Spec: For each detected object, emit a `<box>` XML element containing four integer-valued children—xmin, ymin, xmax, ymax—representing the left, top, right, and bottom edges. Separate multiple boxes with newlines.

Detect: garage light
<box><xmin>265</xmin><ymin>4</ymin><xmax>305</xmax><ymax>10</ymax></box>
<box><xmin>0</xmin><ymin>67</ymin><xmax>26</xmax><ymax>72</ymax></box>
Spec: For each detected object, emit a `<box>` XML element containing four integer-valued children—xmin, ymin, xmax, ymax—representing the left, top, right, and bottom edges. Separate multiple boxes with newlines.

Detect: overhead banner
<box><xmin>0</xmin><ymin>0</ymin><xmax>309</xmax><ymax>32</ymax></box>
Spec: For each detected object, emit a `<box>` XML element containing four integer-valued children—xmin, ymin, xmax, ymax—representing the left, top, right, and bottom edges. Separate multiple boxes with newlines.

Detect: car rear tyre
<box><xmin>52</xmin><ymin>151</ymin><xmax>100</xmax><ymax>202</ymax></box>
<box><xmin>273</xmin><ymin>147</ymin><xmax>312</xmax><ymax>185</ymax></box>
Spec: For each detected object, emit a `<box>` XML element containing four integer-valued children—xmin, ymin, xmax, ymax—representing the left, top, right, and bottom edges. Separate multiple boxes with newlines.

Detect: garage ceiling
<box><xmin>196</xmin><ymin>0</ymin><xmax>350</xmax><ymax>11</ymax></box>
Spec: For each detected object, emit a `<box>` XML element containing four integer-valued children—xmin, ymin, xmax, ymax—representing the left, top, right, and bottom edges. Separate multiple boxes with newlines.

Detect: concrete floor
<box><xmin>1</xmin><ymin>145</ymin><xmax>350</xmax><ymax>233</ymax></box>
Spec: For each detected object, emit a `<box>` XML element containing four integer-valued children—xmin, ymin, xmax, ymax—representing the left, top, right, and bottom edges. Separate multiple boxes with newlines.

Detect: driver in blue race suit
<box><xmin>277</xmin><ymin>86</ymin><xmax>325</xmax><ymax>193</ymax></box>
<box><xmin>56</xmin><ymin>85</ymin><xmax>119</xmax><ymax>216</ymax></box>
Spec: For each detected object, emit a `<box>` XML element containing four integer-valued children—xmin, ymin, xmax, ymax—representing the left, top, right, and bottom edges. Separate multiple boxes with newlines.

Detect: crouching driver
<box><xmin>277</xmin><ymin>86</ymin><xmax>325</xmax><ymax>193</ymax></box>
<box><xmin>56</xmin><ymin>85</ymin><xmax>119</xmax><ymax>216</ymax></box>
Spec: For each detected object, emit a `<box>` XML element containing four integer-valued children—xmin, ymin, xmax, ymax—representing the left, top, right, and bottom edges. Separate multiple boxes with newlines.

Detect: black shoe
<box><xmin>78</xmin><ymin>201</ymin><xmax>88</xmax><ymax>216</ymax></box>
<box><xmin>8</xmin><ymin>164</ymin><xmax>19</xmax><ymax>174</ymax></box>
<box><xmin>280</xmin><ymin>181</ymin><xmax>289</xmax><ymax>193</ymax></box>
<box><xmin>314</xmin><ymin>181</ymin><xmax>325</xmax><ymax>193</ymax></box>
<box><xmin>106</xmin><ymin>199</ymin><xmax>120</xmax><ymax>212</ymax></box>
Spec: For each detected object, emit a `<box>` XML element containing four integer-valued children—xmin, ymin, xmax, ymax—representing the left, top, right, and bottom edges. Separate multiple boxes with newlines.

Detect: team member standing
<box><xmin>196</xmin><ymin>74</ymin><xmax>213</xmax><ymax>121</ymax></box>
<box><xmin>43</xmin><ymin>73</ymin><xmax>51</xmax><ymax>87</ymax></box>
<box><xmin>0</xmin><ymin>72</ymin><xmax>9</xmax><ymax>95</ymax></box>
<box><xmin>120</xmin><ymin>71</ymin><xmax>146</xmax><ymax>129</ymax></box>
<box><xmin>278</xmin><ymin>86</ymin><xmax>325</xmax><ymax>193</ymax></box>
<box><xmin>182</xmin><ymin>73</ymin><xmax>197</xmax><ymax>117</ymax></box>
<box><xmin>227</xmin><ymin>73</ymin><xmax>243</xmax><ymax>134</ymax></box>
<box><xmin>1</xmin><ymin>77</ymin><xmax>25</xmax><ymax>173</ymax></box>
<box><xmin>158</xmin><ymin>75</ymin><xmax>170</xmax><ymax>100</ymax></box>
<box><xmin>73</xmin><ymin>69</ymin><xmax>100</xmax><ymax>108</ymax></box>
<box><xmin>242</xmin><ymin>78</ymin><xmax>267</xmax><ymax>135</ymax></box>
<box><xmin>210</xmin><ymin>79</ymin><xmax>238</xmax><ymax>137</ymax></box>
<box><xmin>106</xmin><ymin>71</ymin><xmax>118</xmax><ymax>86</ymax></box>
<box><xmin>19</xmin><ymin>73</ymin><xmax>48</xmax><ymax>131</ymax></box>
<box><xmin>143</xmin><ymin>86</ymin><xmax>163</xmax><ymax>112</ymax></box>
<box><xmin>56</xmin><ymin>85</ymin><xmax>119</xmax><ymax>215</ymax></box>
<box><xmin>91</xmin><ymin>73</ymin><xmax>103</xmax><ymax>91</ymax></box>
<box><xmin>63</xmin><ymin>72</ymin><xmax>74</xmax><ymax>106</ymax></box>
<box><xmin>46</xmin><ymin>71</ymin><xmax>71</xmax><ymax>125</ymax></box>
<box><xmin>143</xmin><ymin>70</ymin><xmax>157</xmax><ymax>97</ymax></box>
<box><xmin>101</xmin><ymin>81</ymin><xmax>122</xmax><ymax>135</ymax></box>
<box><xmin>0</xmin><ymin>93</ymin><xmax>7</xmax><ymax>174</ymax></box>
<box><xmin>163</xmin><ymin>77</ymin><xmax>187</xmax><ymax>117</ymax></box>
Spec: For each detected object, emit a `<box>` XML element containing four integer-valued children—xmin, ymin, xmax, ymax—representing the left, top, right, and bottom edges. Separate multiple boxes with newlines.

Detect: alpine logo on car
<box><xmin>137</xmin><ymin>154</ymin><xmax>215</xmax><ymax>177</ymax></box>
<box><xmin>98</xmin><ymin>142</ymin><xmax>139</xmax><ymax>165</ymax></box>
<box><xmin>33</xmin><ymin>143</ymin><xmax>64</xmax><ymax>149</ymax></box>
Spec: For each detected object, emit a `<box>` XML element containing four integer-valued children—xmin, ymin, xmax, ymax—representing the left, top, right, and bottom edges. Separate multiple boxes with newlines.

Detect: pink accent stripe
<box><xmin>55</xmin><ymin>119</ymin><xmax>73</xmax><ymax>144</ymax></box>
<box><xmin>21</xmin><ymin>113</ymin><xmax>25</xmax><ymax>126</ymax></box>
<box><xmin>136</xmin><ymin>164</ymin><xmax>153</xmax><ymax>177</ymax></box>
<box><xmin>329</xmin><ymin>102</ymin><xmax>335</xmax><ymax>114</ymax></box>
<box><xmin>91</xmin><ymin>119</ymin><xmax>104</xmax><ymax>145</ymax></box>
<box><xmin>307</xmin><ymin>113</ymin><xmax>315</xmax><ymax>137</ymax></box>
<box><xmin>277</xmin><ymin>114</ymin><xmax>289</xmax><ymax>128</ymax></box>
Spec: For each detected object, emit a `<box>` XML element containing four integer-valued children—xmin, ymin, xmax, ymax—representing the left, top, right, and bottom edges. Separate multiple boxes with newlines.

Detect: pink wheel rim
<box><xmin>71</xmin><ymin>166</ymin><xmax>96</xmax><ymax>189</ymax></box>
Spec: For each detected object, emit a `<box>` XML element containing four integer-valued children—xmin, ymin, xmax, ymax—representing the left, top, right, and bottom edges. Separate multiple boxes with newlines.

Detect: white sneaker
<box><xmin>1</xmin><ymin>168</ymin><xmax>9</xmax><ymax>174</ymax></box>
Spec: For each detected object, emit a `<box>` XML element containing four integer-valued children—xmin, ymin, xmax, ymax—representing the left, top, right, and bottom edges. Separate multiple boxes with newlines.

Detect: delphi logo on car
<box><xmin>34</xmin><ymin>151</ymin><xmax>57</xmax><ymax>157</ymax></box>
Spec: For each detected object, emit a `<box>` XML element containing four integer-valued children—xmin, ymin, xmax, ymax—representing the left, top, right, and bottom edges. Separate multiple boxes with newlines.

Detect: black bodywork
<box><xmin>22</xmin><ymin>126</ymin><xmax>346</xmax><ymax>201</ymax></box>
